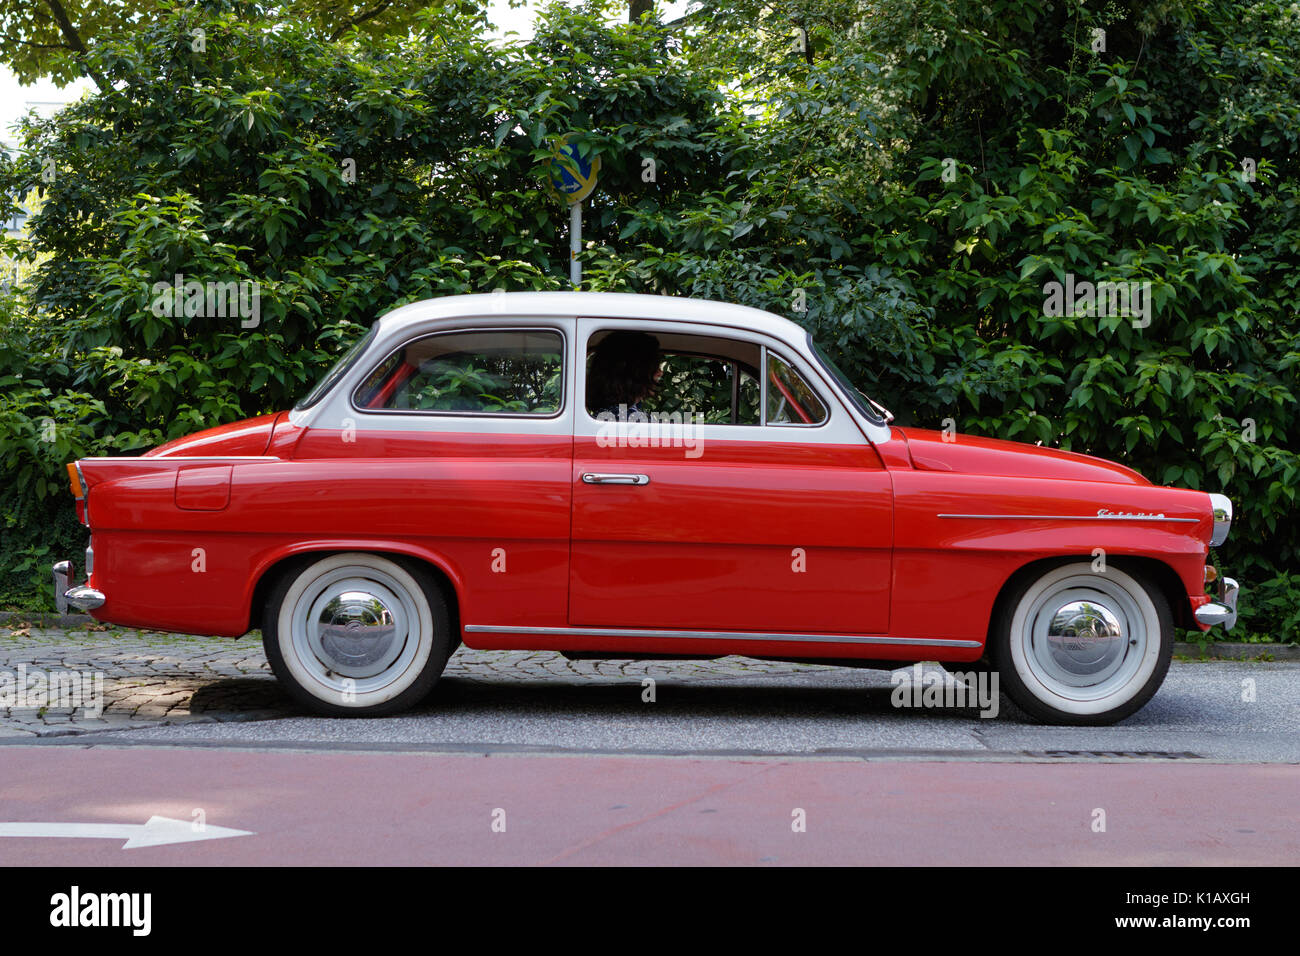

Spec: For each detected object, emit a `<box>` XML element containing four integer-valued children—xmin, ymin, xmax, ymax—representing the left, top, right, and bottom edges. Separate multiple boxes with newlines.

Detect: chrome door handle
<box><xmin>581</xmin><ymin>473</ymin><xmax>650</xmax><ymax>485</ymax></box>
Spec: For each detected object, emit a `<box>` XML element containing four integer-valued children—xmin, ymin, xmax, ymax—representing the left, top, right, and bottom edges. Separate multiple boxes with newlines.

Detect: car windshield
<box><xmin>806</xmin><ymin>333</ymin><xmax>889</xmax><ymax>425</ymax></box>
<box><xmin>294</xmin><ymin>327</ymin><xmax>377</xmax><ymax>411</ymax></box>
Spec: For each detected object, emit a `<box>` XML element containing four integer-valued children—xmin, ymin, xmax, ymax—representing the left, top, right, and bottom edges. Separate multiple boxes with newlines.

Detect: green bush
<box><xmin>588</xmin><ymin>0</ymin><xmax>1300</xmax><ymax>640</ymax></box>
<box><xmin>0</xmin><ymin>0</ymin><xmax>745</xmax><ymax>608</ymax></box>
<box><xmin>1</xmin><ymin>0</ymin><xmax>1297</xmax><ymax>642</ymax></box>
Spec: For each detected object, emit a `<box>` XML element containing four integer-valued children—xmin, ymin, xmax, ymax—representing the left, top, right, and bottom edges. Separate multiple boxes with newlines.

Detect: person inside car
<box><xmin>587</xmin><ymin>330</ymin><xmax>662</xmax><ymax>421</ymax></box>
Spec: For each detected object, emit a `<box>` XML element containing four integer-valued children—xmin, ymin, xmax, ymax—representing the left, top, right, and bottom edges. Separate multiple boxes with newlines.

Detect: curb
<box><xmin>1173</xmin><ymin>642</ymin><xmax>1299</xmax><ymax>660</ymax></box>
<box><xmin>0</xmin><ymin>611</ymin><xmax>93</xmax><ymax>628</ymax></box>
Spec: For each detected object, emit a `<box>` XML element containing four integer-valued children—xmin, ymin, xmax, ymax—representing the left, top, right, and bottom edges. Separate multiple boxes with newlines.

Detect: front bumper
<box><xmin>1194</xmin><ymin>492</ymin><xmax>1238</xmax><ymax>630</ymax></box>
<box><xmin>52</xmin><ymin>560</ymin><xmax>105</xmax><ymax>615</ymax></box>
<box><xmin>1195</xmin><ymin>575</ymin><xmax>1239</xmax><ymax>630</ymax></box>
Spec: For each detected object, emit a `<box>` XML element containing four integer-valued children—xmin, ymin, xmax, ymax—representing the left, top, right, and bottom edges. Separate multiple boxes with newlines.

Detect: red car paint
<box><xmin>71</xmin><ymin>426</ymin><xmax>1217</xmax><ymax>652</ymax></box>
<box><xmin>63</xmin><ymin>294</ymin><xmax>1223</xmax><ymax>667</ymax></box>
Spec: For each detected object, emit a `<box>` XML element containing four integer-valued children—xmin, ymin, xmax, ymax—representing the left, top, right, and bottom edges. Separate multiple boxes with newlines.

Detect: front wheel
<box><xmin>993</xmin><ymin>561</ymin><xmax>1173</xmax><ymax>725</ymax></box>
<box><xmin>262</xmin><ymin>552</ymin><xmax>453</xmax><ymax>716</ymax></box>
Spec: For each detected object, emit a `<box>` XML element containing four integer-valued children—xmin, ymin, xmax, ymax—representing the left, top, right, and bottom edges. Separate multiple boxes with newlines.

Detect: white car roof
<box><xmin>291</xmin><ymin>290</ymin><xmax>893</xmax><ymax>443</ymax></box>
<box><xmin>375</xmin><ymin>292</ymin><xmax>810</xmax><ymax>351</ymax></box>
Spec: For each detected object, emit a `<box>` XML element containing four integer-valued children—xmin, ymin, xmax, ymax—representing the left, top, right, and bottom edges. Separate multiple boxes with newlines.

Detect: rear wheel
<box><xmin>262</xmin><ymin>552</ymin><xmax>452</xmax><ymax>716</ymax></box>
<box><xmin>993</xmin><ymin>561</ymin><xmax>1173</xmax><ymax>725</ymax></box>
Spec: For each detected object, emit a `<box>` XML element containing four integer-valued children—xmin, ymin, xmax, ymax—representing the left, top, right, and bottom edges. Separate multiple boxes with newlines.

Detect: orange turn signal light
<box><xmin>1204</xmin><ymin>564</ymin><xmax>1218</xmax><ymax>585</ymax></box>
<box><xmin>66</xmin><ymin>462</ymin><xmax>84</xmax><ymax>499</ymax></box>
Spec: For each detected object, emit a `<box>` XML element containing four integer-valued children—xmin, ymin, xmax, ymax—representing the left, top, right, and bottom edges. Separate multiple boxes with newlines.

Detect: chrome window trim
<box><xmin>287</xmin><ymin>294</ymin><xmax>893</xmax><ymax>442</ymax></box>
<box><xmin>574</xmin><ymin>317</ymin><xmax>860</xmax><ymax>445</ymax></box>
<box><xmin>464</xmin><ymin>624</ymin><xmax>981</xmax><ymax>649</ymax></box>
<box><xmin>581</xmin><ymin>331</ymin><xmax>764</xmax><ymax>426</ymax></box>
<box><xmin>347</xmin><ymin>325</ymin><xmax>568</xmax><ymax>421</ymax></box>
<box><xmin>763</xmin><ymin>346</ymin><xmax>830</xmax><ymax>428</ymax></box>
<box><xmin>301</xmin><ymin>314</ymin><xmax>578</xmax><ymax>436</ymax></box>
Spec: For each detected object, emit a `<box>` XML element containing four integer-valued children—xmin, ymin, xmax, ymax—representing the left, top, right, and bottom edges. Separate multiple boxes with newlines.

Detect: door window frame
<box><xmin>760</xmin><ymin>345</ymin><xmax>829</xmax><ymax>428</ymax></box>
<box><xmin>575</xmin><ymin>317</ymin><xmax>865</xmax><ymax>446</ymax></box>
<box><xmin>348</xmin><ymin>325</ymin><xmax>569</xmax><ymax>421</ymax></box>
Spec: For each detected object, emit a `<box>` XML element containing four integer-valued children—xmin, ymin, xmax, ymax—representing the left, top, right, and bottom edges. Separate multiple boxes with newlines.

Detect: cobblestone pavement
<box><xmin>0</xmin><ymin>624</ymin><xmax>847</xmax><ymax>737</ymax></box>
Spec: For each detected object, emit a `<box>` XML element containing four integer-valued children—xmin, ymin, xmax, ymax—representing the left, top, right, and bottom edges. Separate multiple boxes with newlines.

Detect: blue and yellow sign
<box><xmin>547</xmin><ymin>134</ymin><xmax>601</xmax><ymax>204</ymax></box>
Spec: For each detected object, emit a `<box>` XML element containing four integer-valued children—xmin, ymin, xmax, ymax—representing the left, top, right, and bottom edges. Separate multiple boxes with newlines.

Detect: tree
<box><xmin>0</xmin><ymin>0</ymin><xmax>747</xmax><ymax>610</ymax></box>
<box><xmin>0</xmin><ymin>0</ymin><xmax>450</xmax><ymax>86</ymax></box>
<box><xmin>1</xmin><ymin>0</ymin><xmax>1298</xmax><ymax>642</ymax></box>
<box><xmin>601</xmin><ymin>0</ymin><xmax>1300</xmax><ymax>636</ymax></box>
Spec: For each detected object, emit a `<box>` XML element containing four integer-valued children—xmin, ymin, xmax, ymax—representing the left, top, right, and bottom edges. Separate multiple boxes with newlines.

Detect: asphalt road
<box><xmin>23</xmin><ymin>658</ymin><xmax>1299</xmax><ymax>762</ymax></box>
<box><xmin>2</xmin><ymin>658</ymin><xmax>1296</xmax><ymax>865</ymax></box>
<box><xmin>6</xmin><ymin>627</ymin><xmax>1294</xmax><ymax>760</ymax></box>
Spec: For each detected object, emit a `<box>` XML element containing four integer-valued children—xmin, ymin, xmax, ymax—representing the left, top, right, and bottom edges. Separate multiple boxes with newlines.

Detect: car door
<box><xmin>569</xmin><ymin>317</ymin><xmax>892</xmax><ymax>636</ymax></box>
<box><xmin>288</xmin><ymin>319</ymin><xmax>577</xmax><ymax>630</ymax></box>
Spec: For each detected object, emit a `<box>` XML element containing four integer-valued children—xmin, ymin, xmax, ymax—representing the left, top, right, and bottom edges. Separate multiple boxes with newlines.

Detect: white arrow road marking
<box><xmin>0</xmin><ymin>816</ymin><xmax>254</xmax><ymax>849</ymax></box>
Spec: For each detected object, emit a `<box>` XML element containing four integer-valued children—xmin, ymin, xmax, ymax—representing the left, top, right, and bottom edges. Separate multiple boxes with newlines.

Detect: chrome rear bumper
<box><xmin>1195</xmin><ymin>576</ymin><xmax>1239</xmax><ymax>630</ymax></box>
<box><xmin>52</xmin><ymin>560</ymin><xmax>105</xmax><ymax>615</ymax></box>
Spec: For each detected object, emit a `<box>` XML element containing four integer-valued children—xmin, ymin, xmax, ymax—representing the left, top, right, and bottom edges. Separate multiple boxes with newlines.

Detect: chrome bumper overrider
<box><xmin>52</xmin><ymin>560</ymin><xmax>105</xmax><ymax>615</ymax></box>
<box><xmin>1196</xmin><ymin>493</ymin><xmax>1238</xmax><ymax>629</ymax></box>
<box><xmin>1195</xmin><ymin>576</ymin><xmax>1239</xmax><ymax>630</ymax></box>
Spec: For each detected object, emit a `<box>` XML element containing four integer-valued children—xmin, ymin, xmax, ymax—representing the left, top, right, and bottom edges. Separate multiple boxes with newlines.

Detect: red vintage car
<box><xmin>53</xmin><ymin>292</ymin><xmax>1239</xmax><ymax>724</ymax></box>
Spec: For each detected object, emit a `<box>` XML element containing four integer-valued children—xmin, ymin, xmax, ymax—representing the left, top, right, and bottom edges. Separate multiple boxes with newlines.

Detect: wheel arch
<box><xmin>984</xmin><ymin>553</ymin><xmax>1193</xmax><ymax>659</ymax></box>
<box><xmin>246</xmin><ymin>543</ymin><xmax>464</xmax><ymax>640</ymax></box>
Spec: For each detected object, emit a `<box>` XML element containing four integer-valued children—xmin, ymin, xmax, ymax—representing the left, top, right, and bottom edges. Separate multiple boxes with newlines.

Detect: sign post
<box><xmin>547</xmin><ymin>134</ymin><xmax>600</xmax><ymax>289</ymax></box>
<box><xmin>569</xmin><ymin>201</ymin><xmax>582</xmax><ymax>287</ymax></box>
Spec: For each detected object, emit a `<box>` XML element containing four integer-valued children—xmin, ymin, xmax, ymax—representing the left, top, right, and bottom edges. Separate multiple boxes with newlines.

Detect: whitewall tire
<box><xmin>262</xmin><ymin>552</ymin><xmax>453</xmax><ymax>716</ymax></box>
<box><xmin>993</xmin><ymin>561</ymin><xmax>1174</xmax><ymax>725</ymax></box>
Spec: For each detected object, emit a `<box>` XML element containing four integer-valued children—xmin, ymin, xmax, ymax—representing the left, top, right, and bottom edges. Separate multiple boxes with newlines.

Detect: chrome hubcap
<box><xmin>289</xmin><ymin>564</ymin><xmax>424</xmax><ymax>695</ymax></box>
<box><xmin>1045</xmin><ymin>599</ymin><xmax>1125</xmax><ymax>682</ymax></box>
<box><xmin>1022</xmin><ymin>575</ymin><xmax>1149</xmax><ymax>701</ymax></box>
<box><xmin>313</xmin><ymin>589</ymin><xmax>400</xmax><ymax>678</ymax></box>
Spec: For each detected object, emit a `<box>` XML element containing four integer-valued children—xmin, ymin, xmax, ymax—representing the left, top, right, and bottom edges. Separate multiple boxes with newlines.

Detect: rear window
<box><xmin>295</xmin><ymin>327</ymin><xmax>376</xmax><ymax>411</ymax></box>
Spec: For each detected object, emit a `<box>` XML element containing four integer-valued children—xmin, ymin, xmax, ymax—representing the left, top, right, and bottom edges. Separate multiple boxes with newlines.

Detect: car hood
<box><xmin>144</xmin><ymin>412</ymin><xmax>283</xmax><ymax>458</ymax></box>
<box><xmin>896</xmin><ymin>427</ymin><xmax>1149</xmax><ymax>485</ymax></box>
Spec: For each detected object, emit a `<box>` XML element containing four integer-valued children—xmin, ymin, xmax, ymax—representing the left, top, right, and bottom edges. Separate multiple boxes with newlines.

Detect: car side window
<box><xmin>355</xmin><ymin>329</ymin><xmax>564</xmax><ymax>415</ymax></box>
<box><xmin>585</xmin><ymin>329</ymin><xmax>761</xmax><ymax>424</ymax></box>
<box><xmin>765</xmin><ymin>351</ymin><xmax>828</xmax><ymax>425</ymax></box>
<box><xmin>646</xmin><ymin>352</ymin><xmax>760</xmax><ymax>424</ymax></box>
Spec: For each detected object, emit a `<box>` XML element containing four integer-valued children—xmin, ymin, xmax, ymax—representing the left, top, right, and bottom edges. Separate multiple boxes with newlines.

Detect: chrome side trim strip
<box><xmin>464</xmin><ymin>624</ymin><xmax>981</xmax><ymax>649</ymax></box>
<box><xmin>94</xmin><ymin>455</ymin><xmax>280</xmax><ymax>461</ymax></box>
<box><xmin>937</xmin><ymin>514</ymin><xmax>1197</xmax><ymax>523</ymax></box>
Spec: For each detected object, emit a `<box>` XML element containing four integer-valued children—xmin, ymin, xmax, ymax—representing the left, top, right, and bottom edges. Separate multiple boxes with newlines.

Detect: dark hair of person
<box><xmin>587</xmin><ymin>331</ymin><xmax>661</xmax><ymax>410</ymax></box>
